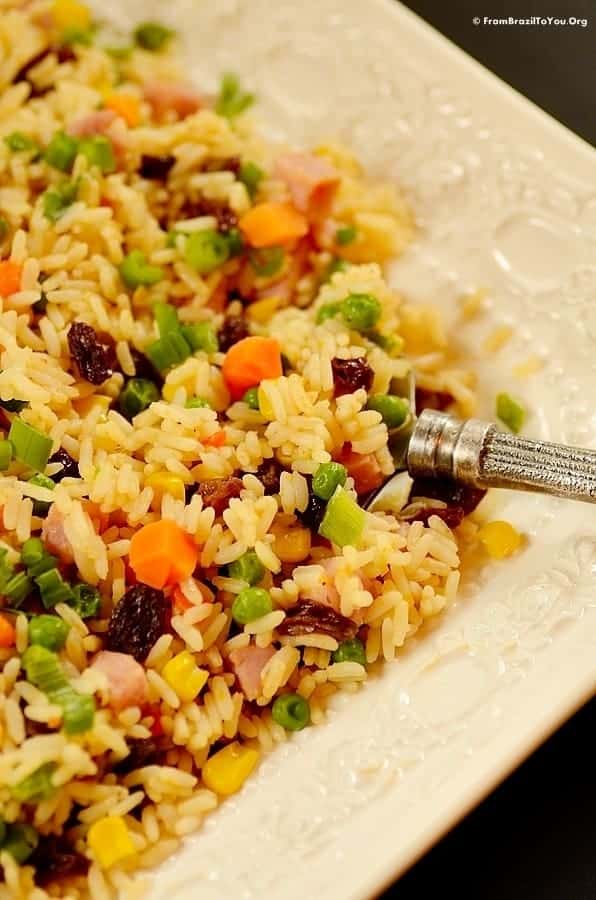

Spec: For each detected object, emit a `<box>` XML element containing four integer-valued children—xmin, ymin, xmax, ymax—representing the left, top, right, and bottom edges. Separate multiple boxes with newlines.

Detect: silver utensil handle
<box><xmin>408</xmin><ymin>410</ymin><xmax>596</xmax><ymax>503</ymax></box>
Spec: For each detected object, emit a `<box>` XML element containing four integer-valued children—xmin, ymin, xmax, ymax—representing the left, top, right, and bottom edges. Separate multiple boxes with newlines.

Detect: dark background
<box><xmin>384</xmin><ymin>1</ymin><xmax>595</xmax><ymax>898</ymax></box>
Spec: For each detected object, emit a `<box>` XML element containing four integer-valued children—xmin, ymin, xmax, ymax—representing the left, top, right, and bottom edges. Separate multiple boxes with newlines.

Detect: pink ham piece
<box><xmin>335</xmin><ymin>446</ymin><xmax>384</xmax><ymax>495</ymax></box>
<box><xmin>228</xmin><ymin>645</ymin><xmax>276</xmax><ymax>701</ymax></box>
<box><xmin>66</xmin><ymin>109</ymin><xmax>129</xmax><ymax>162</ymax></box>
<box><xmin>143</xmin><ymin>81</ymin><xmax>202</xmax><ymax>121</ymax></box>
<box><xmin>91</xmin><ymin>650</ymin><xmax>149</xmax><ymax>711</ymax></box>
<box><xmin>275</xmin><ymin>152</ymin><xmax>340</xmax><ymax>216</ymax></box>
<box><xmin>41</xmin><ymin>505</ymin><xmax>74</xmax><ymax>565</ymax></box>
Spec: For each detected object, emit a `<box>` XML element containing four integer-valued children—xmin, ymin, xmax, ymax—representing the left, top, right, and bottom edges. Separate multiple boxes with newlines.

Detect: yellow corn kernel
<box><xmin>478</xmin><ymin>520</ymin><xmax>522</xmax><ymax>560</ymax></box>
<box><xmin>273</xmin><ymin>526</ymin><xmax>311</xmax><ymax>563</ymax></box>
<box><xmin>87</xmin><ymin>816</ymin><xmax>135</xmax><ymax>869</ymax></box>
<box><xmin>257</xmin><ymin>385</ymin><xmax>274</xmax><ymax>420</ymax></box>
<box><xmin>247</xmin><ymin>296</ymin><xmax>281</xmax><ymax>324</ymax></box>
<box><xmin>52</xmin><ymin>0</ymin><xmax>91</xmax><ymax>30</ymax></box>
<box><xmin>162</xmin><ymin>651</ymin><xmax>208</xmax><ymax>702</ymax></box>
<box><xmin>145</xmin><ymin>472</ymin><xmax>186</xmax><ymax>508</ymax></box>
<box><xmin>201</xmin><ymin>741</ymin><xmax>260</xmax><ymax>796</ymax></box>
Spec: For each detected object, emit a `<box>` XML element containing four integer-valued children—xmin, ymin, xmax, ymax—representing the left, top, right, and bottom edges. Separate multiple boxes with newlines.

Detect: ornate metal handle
<box><xmin>407</xmin><ymin>410</ymin><xmax>596</xmax><ymax>503</ymax></box>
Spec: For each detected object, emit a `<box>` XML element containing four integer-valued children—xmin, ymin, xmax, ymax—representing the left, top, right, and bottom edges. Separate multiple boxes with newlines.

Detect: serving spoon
<box><xmin>364</xmin><ymin>375</ymin><xmax>596</xmax><ymax>511</ymax></box>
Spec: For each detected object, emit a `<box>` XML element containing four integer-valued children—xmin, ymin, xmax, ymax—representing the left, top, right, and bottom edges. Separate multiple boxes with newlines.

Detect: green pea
<box><xmin>185</xmin><ymin>396</ymin><xmax>211</xmax><ymax>409</ymax></box>
<box><xmin>312</xmin><ymin>461</ymin><xmax>347</xmax><ymax>501</ymax></box>
<box><xmin>231</xmin><ymin>586</ymin><xmax>272</xmax><ymax>625</ymax></box>
<box><xmin>271</xmin><ymin>692</ymin><xmax>310</xmax><ymax>731</ymax></box>
<box><xmin>332</xmin><ymin>638</ymin><xmax>367</xmax><ymax>666</ymax></box>
<box><xmin>340</xmin><ymin>292</ymin><xmax>381</xmax><ymax>332</ymax></box>
<box><xmin>366</xmin><ymin>394</ymin><xmax>410</xmax><ymax>429</ymax></box>
<box><xmin>29</xmin><ymin>614</ymin><xmax>70</xmax><ymax>651</ymax></box>
<box><xmin>335</xmin><ymin>224</ymin><xmax>357</xmax><ymax>245</ymax></box>
<box><xmin>227</xmin><ymin>550</ymin><xmax>265</xmax><ymax>586</ymax></box>
<box><xmin>242</xmin><ymin>387</ymin><xmax>260</xmax><ymax>410</ymax></box>
<box><xmin>119</xmin><ymin>378</ymin><xmax>160</xmax><ymax>419</ymax></box>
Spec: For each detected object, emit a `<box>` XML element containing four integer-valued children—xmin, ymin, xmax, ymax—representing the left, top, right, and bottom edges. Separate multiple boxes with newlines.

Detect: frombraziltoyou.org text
<box><xmin>472</xmin><ymin>16</ymin><xmax>588</xmax><ymax>27</ymax></box>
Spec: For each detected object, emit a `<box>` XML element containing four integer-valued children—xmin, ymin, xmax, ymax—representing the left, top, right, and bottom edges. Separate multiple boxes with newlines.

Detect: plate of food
<box><xmin>0</xmin><ymin>0</ymin><xmax>595</xmax><ymax>898</ymax></box>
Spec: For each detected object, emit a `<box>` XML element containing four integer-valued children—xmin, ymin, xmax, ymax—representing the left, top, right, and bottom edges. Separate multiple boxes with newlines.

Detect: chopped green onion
<box><xmin>166</xmin><ymin>229</ymin><xmax>182</xmax><ymax>248</ymax></box>
<box><xmin>227</xmin><ymin>550</ymin><xmax>265</xmax><ymax>586</ymax></box>
<box><xmin>0</xmin><ymin>397</ymin><xmax>28</xmax><ymax>412</ymax></box>
<box><xmin>60</xmin><ymin>25</ymin><xmax>94</xmax><ymax>45</ymax></box>
<box><xmin>12</xmin><ymin>762</ymin><xmax>56</xmax><ymax>803</ymax></box>
<box><xmin>312</xmin><ymin>461</ymin><xmax>347</xmax><ymax>501</ymax></box>
<box><xmin>8</xmin><ymin>418</ymin><xmax>53</xmax><ymax>470</ymax></box>
<box><xmin>249</xmin><ymin>246</ymin><xmax>284</xmax><ymax>278</ymax></box>
<box><xmin>366</xmin><ymin>394</ymin><xmax>410</xmax><ymax>429</ymax></box>
<box><xmin>184</xmin><ymin>229</ymin><xmax>230</xmax><ymax>274</ymax></box>
<box><xmin>316</xmin><ymin>302</ymin><xmax>341</xmax><ymax>324</ymax></box>
<box><xmin>332</xmin><ymin>638</ymin><xmax>367</xmax><ymax>666</ymax></box>
<box><xmin>242</xmin><ymin>387</ymin><xmax>260</xmax><ymax>410</ymax></box>
<box><xmin>496</xmin><ymin>392</ymin><xmax>525</xmax><ymax>434</ymax></box>
<box><xmin>239</xmin><ymin>160</ymin><xmax>264</xmax><ymax>198</ymax></box>
<box><xmin>44</xmin><ymin>131</ymin><xmax>79</xmax><ymax>172</ymax></box>
<box><xmin>215</xmin><ymin>72</ymin><xmax>255</xmax><ymax>119</ymax></box>
<box><xmin>35</xmin><ymin>568</ymin><xmax>75</xmax><ymax>609</ymax></box>
<box><xmin>28</xmin><ymin>472</ymin><xmax>55</xmax><ymax>517</ymax></box>
<box><xmin>318</xmin><ymin>486</ymin><xmax>365</xmax><ymax>548</ymax></box>
<box><xmin>119</xmin><ymin>250</ymin><xmax>164</xmax><ymax>288</ymax></box>
<box><xmin>69</xmin><ymin>583</ymin><xmax>101</xmax><ymax>619</ymax></box>
<box><xmin>4</xmin><ymin>132</ymin><xmax>37</xmax><ymax>153</ymax></box>
<box><xmin>118</xmin><ymin>377</ymin><xmax>160</xmax><ymax>419</ymax></box>
<box><xmin>79</xmin><ymin>135</ymin><xmax>115</xmax><ymax>174</ymax></box>
<box><xmin>22</xmin><ymin>645</ymin><xmax>95</xmax><ymax>734</ymax></box>
<box><xmin>271</xmin><ymin>693</ymin><xmax>310</xmax><ymax>731</ymax></box>
<box><xmin>0</xmin><ymin>548</ymin><xmax>14</xmax><ymax>592</ymax></box>
<box><xmin>322</xmin><ymin>257</ymin><xmax>348</xmax><ymax>283</ymax></box>
<box><xmin>225</xmin><ymin>228</ymin><xmax>244</xmax><ymax>257</ymax></box>
<box><xmin>0</xmin><ymin>217</ymin><xmax>9</xmax><ymax>241</ymax></box>
<box><xmin>0</xmin><ymin>440</ymin><xmax>12</xmax><ymax>471</ymax></box>
<box><xmin>2</xmin><ymin>823</ymin><xmax>38</xmax><ymax>863</ymax></box>
<box><xmin>134</xmin><ymin>21</ymin><xmax>174</xmax><ymax>51</ymax></box>
<box><xmin>335</xmin><ymin>224</ymin><xmax>357</xmax><ymax>246</ymax></box>
<box><xmin>185</xmin><ymin>396</ymin><xmax>211</xmax><ymax>409</ymax></box>
<box><xmin>29</xmin><ymin>615</ymin><xmax>70</xmax><ymax>651</ymax></box>
<box><xmin>180</xmin><ymin>321</ymin><xmax>219</xmax><ymax>354</ymax></box>
<box><xmin>231</xmin><ymin>586</ymin><xmax>272</xmax><ymax>625</ymax></box>
<box><xmin>340</xmin><ymin>292</ymin><xmax>381</xmax><ymax>332</ymax></box>
<box><xmin>154</xmin><ymin>301</ymin><xmax>179</xmax><ymax>337</ymax></box>
<box><xmin>3</xmin><ymin>571</ymin><xmax>33</xmax><ymax>607</ymax></box>
<box><xmin>146</xmin><ymin>331</ymin><xmax>191</xmax><ymax>371</ymax></box>
<box><xmin>42</xmin><ymin>179</ymin><xmax>79</xmax><ymax>222</ymax></box>
<box><xmin>21</xmin><ymin>537</ymin><xmax>58</xmax><ymax>578</ymax></box>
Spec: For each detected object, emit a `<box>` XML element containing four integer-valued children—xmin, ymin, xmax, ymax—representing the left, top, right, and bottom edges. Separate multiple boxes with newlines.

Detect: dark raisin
<box><xmin>256</xmin><ymin>458</ymin><xmax>283</xmax><ymax>495</ymax></box>
<box><xmin>48</xmin><ymin>448</ymin><xmax>79</xmax><ymax>481</ymax></box>
<box><xmin>13</xmin><ymin>48</ymin><xmax>51</xmax><ymax>84</ymax></box>
<box><xmin>113</xmin><ymin>738</ymin><xmax>162</xmax><ymax>775</ymax></box>
<box><xmin>139</xmin><ymin>154</ymin><xmax>176</xmax><ymax>180</ymax></box>
<box><xmin>185</xmin><ymin>198</ymin><xmax>238</xmax><ymax>233</ymax></box>
<box><xmin>184</xmin><ymin>482</ymin><xmax>198</xmax><ymax>504</ymax></box>
<box><xmin>29</xmin><ymin>836</ymin><xmax>89</xmax><ymax>887</ymax></box>
<box><xmin>106</xmin><ymin>584</ymin><xmax>170</xmax><ymax>662</ymax></box>
<box><xmin>129</xmin><ymin>348</ymin><xmax>164</xmax><ymax>387</ymax></box>
<box><xmin>198</xmin><ymin>476</ymin><xmax>243</xmax><ymax>516</ymax></box>
<box><xmin>205</xmin><ymin>156</ymin><xmax>241</xmax><ymax>176</ymax></box>
<box><xmin>415</xmin><ymin>386</ymin><xmax>454</xmax><ymax>412</ymax></box>
<box><xmin>56</xmin><ymin>45</ymin><xmax>77</xmax><ymax>64</ymax></box>
<box><xmin>67</xmin><ymin>322</ymin><xmax>118</xmax><ymax>385</ymax></box>
<box><xmin>217</xmin><ymin>314</ymin><xmax>249</xmax><ymax>352</ymax></box>
<box><xmin>277</xmin><ymin>600</ymin><xmax>358</xmax><ymax>642</ymax></box>
<box><xmin>331</xmin><ymin>356</ymin><xmax>374</xmax><ymax>397</ymax></box>
<box><xmin>297</xmin><ymin>493</ymin><xmax>327</xmax><ymax>532</ymax></box>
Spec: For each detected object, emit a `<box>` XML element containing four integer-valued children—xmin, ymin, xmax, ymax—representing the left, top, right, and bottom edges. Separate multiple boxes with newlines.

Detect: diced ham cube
<box><xmin>143</xmin><ymin>81</ymin><xmax>203</xmax><ymax>121</ymax></box>
<box><xmin>67</xmin><ymin>109</ymin><xmax>129</xmax><ymax>161</ymax></box>
<box><xmin>41</xmin><ymin>505</ymin><xmax>74</xmax><ymax>565</ymax></box>
<box><xmin>228</xmin><ymin>645</ymin><xmax>276</xmax><ymax>701</ymax></box>
<box><xmin>275</xmin><ymin>152</ymin><xmax>340</xmax><ymax>216</ymax></box>
<box><xmin>91</xmin><ymin>650</ymin><xmax>149</xmax><ymax>711</ymax></box>
<box><xmin>335</xmin><ymin>446</ymin><xmax>384</xmax><ymax>495</ymax></box>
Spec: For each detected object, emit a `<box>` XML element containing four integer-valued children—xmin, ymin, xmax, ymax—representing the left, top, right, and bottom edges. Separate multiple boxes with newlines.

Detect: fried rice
<box><xmin>0</xmin><ymin>2</ymin><xmax>494</xmax><ymax>897</ymax></box>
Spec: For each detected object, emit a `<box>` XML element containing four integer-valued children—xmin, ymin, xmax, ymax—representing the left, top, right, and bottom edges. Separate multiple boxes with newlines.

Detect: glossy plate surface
<box><xmin>97</xmin><ymin>1</ymin><xmax>596</xmax><ymax>895</ymax></box>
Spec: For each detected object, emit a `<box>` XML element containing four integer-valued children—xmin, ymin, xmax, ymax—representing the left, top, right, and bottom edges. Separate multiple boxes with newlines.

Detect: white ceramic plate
<box><xmin>100</xmin><ymin>1</ymin><xmax>596</xmax><ymax>896</ymax></box>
